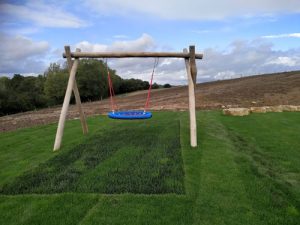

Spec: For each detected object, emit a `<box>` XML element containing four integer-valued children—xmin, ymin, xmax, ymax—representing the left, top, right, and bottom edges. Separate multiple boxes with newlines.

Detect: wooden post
<box><xmin>65</xmin><ymin>46</ymin><xmax>88</xmax><ymax>134</ymax></box>
<box><xmin>189</xmin><ymin>46</ymin><xmax>197</xmax><ymax>84</ymax></box>
<box><xmin>53</xmin><ymin>58</ymin><xmax>79</xmax><ymax>151</ymax></box>
<box><xmin>184</xmin><ymin>48</ymin><xmax>197</xmax><ymax>147</ymax></box>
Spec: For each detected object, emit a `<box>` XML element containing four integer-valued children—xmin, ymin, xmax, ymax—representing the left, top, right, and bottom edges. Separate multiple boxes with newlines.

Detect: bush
<box><xmin>163</xmin><ymin>83</ymin><xmax>172</xmax><ymax>88</ymax></box>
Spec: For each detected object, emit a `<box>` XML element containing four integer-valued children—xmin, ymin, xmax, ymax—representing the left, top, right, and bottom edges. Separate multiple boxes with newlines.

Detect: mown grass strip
<box><xmin>0</xmin><ymin>116</ymin><xmax>110</xmax><ymax>186</ymax></box>
<box><xmin>187</xmin><ymin>111</ymin><xmax>259</xmax><ymax>225</ymax></box>
<box><xmin>78</xmin><ymin>194</ymin><xmax>193</xmax><ymax>225</ymax></box>
<box><xmin>0</xmin><ymin>118</ymin><xmax>184</xmax><ymax>194</ymax></box>
<box><xmin>0</xmin><ymin>194</ymin><xmax>99</xmax><ymax>225</ymax></box>
<box><xmin>219</xmin><ymin>112</ymin><xmax>300</xmax><ymax>224</ymax></box>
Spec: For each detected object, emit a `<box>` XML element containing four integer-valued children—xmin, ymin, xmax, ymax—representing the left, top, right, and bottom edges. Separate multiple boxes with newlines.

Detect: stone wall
<box><xmin>223</xmin><ymin>105</ymin><xmax>300</xmax><ymax>116</ymax></box>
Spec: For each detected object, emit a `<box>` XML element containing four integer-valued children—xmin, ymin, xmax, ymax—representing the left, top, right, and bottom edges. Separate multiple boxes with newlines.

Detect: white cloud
<box><xmin>110</xmin><ymin>34</ymin><xmax>155</xmax><ymax>51</ymax></box>
<box><xmin>199</xmin><ymin>40</ymin><xmax>300</xmax><ymax>81</ymax></box>
<box><xmin>75</xmin><ymin>41</ymin><xmax>107</xmax><ymax>52</ymax></box>
<box><xmin>2</xmin><ymin>33</ymin><xmax>300</xmax><ymax>84</ymax></box>
<box><xmin>76</xmin><ymin>33</ymin><xmax>155</xmax><ymax>52</ymax></box>
<box><xmin>0</xmin><ymin>1</ymin><xmax>87</xmax><ymax>28</ymax></box>
<box><xmin>265</xmin><ymin>56</ymin><xmax>299</xmax><ymax>66</ymax></box>
<box><xmin>75</xmin><ymin>34</ymin><xmax>155</xmax><ymax>72</ymax></box>
<box><xmin>262</xmin><ymin>33</ymin><xmax>300</xmax><ymax>38</ymax></box>
<box><xmin>214</xmin><ymin>71</ymin><xmax>238</xmax><ymax>80</ymax></box>
<box><xmin>4</xmin><ymin>27</ymin><xmax>41</xmax><ymax>35</ymax></box>
<box><xmin>0</xmin><ymin>33</ymin><xmax>49</xmax><ymax>74</ymax></box>
<box><xmin>73</xmin><ymin>34</ymin><xmax>300</xmax><ymax>84</ymax></box>
<box><xmin>84</xmin><ymin>0</ymin><xmax>300</xmax><ymax>20</ymax></box>
<box><xmin>75</xmin><ymin>34</ymin><xmax>186</xmax><ymax>84</ymax></box>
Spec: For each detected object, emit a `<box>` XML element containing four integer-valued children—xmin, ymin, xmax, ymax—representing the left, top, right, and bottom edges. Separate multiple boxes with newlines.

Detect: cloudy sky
<box><xmin>0</xmin><ymin>0</ymin><xmax>300</xmax><ymax>84</ymax></box>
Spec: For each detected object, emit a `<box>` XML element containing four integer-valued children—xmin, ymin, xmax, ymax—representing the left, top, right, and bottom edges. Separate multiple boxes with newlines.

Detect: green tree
<box><xmin>44</xmin><ymin>64</ymin><xmax>69</xmax><ymax>105</ymax></box>
<box><xmin>44</xmin><ymin>72</ymin><xmax>68</xmax><ymax>105</ymax></box>
<box><xmin>163</xmin><ymin>83</ymin><xmax>172</xmax><ymax>88</ymax></box>
<box><xmin>119</xmin><ymin>78</ymin><xmax>150</xmax><ymax>93</ymax></box>
<box><xmin>33</xmin><ymin>75</ymin><xmax>48</xmax><ymax>108</ymax></box>
<box><xmin>76</xmin><ymin>59</ymin><xmax>106</xmax><ymax>101</ymax></box>
<box><xmin>76</xmin><ymin>59</ymin><xmax>122</xmax><ymax>101</ymax></box>
<box><xmin>152</xmin><ymin>82</ymin><xmax>160</xmax><ymax>89</ymax></box>
<box><xmin>44</xmin><ymin>63</ymin><xmax>64</xmax><ymax>76</ymax></box>
<box><xmin>0</xmin><ymin>59</ymin><xmax>161</xmax><ymax>115</ymax></box>
<box><xmin>0</xmin><ymin>77</ymin><xmax>10</xmax><ymax>115</ymax></box>
<box><xmin>0</xmin><ymin>74</ymin><xmax>48</xmax><ymax>115</ymax></box>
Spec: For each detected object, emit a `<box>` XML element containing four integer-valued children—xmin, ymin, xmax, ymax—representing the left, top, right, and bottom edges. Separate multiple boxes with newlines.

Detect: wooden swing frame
<box><xmin>53</xmin><ymin>45</ymin><xmax>203</xmax><ymax>151</ymax></box>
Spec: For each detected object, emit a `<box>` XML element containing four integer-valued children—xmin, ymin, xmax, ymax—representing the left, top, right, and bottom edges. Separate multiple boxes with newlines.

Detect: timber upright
<box><xmin>53</xmin><ymin>45</ymin><xmax>203</xmax><ymax>151</ymax></box>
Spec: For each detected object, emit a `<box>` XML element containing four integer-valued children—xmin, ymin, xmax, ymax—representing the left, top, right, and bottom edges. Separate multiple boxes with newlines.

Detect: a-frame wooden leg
<box><xmin>183</xmin><ymin>48</ymin><xmax>197</xmax><ymax>147</ymax></box>
<box><xmin>53</xmin><ymin>58</ymin><xmax>80</xmax><ymax>151</ymax></box>
<box><xmin>65</xmin><ymin>46</ymin><xmax>88</xmax><ymax>134</ymax></box>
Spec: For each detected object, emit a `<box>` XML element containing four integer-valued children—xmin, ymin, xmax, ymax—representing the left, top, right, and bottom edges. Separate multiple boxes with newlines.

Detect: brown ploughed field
<box><xmin>1</xmin><ymin>71</ymin><xmax>299</xmax><ymax>132</ymax></box>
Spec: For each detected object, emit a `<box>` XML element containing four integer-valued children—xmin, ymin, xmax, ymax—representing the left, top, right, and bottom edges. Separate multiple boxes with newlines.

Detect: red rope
<box><xmin>144</xmin><ymin>58</ymin><xmax>159</xmax><ymax>112</ymax></box>
<box><xmin>105</xmin><ymin>58</ymin><xmax>158</xmax><ymax>113</ymax></box>
<box><xmin>106</xmin><ymin>62</ymin><xmax>118</xmax><ymax>112</ymax></box>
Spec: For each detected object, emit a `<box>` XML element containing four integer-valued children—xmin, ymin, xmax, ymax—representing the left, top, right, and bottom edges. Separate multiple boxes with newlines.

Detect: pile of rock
<box><xmin>223</xmin><ymin>105</ymin><xmax>300</xmax><ymax>116</ymax></box>
<box><xmin>223</xmin><ymin>108</ymin><xmax>250</xmax><ymax>116</ymax></box>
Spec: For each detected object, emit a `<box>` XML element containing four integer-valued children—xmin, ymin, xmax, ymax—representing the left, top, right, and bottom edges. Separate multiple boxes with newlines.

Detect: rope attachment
<box><xmin>144</xmin><ymin>58</ymin><xmax>159</xmax><ymax>113</ymax></box>
<box><xmin>105</xmin><ymin>58</ymin><xmax>159</xmax><ymax>114</ymax></box>
<box><xmin>105</xmin><ymin>60</ymin><xmax>118</xmax><ymax>113</ymax></box>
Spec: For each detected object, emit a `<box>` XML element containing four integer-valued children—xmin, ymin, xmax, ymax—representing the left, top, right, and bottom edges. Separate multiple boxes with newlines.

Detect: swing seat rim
<box><xmin>107</xmin><ymin>110</ymin><xmax>152</xmax><ymax>120</ymax></box>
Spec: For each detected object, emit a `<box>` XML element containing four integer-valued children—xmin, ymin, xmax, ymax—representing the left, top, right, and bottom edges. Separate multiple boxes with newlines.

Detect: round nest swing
<box><xmin>105</xmin><ymin>58</ymin><xmax>159</xmax><ymax>120</ymax></box>
<box><xmin>107</xmin><ymin>111</ymin><xmax>152</xmax><ymax>120</ymax></box>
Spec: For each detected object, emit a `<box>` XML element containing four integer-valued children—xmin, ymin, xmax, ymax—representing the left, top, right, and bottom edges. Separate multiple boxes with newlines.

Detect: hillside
<box><xmin>1</xmin><ymin>71</ymin><xmax>299</xmax><ymax>132</ymax></box>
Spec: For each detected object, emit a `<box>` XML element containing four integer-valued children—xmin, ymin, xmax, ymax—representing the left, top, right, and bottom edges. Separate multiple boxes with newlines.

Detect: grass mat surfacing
<box><xmin>0</xmin><ymin>120</ymin><xmax>184</xmax><ymax>194</ymax></box>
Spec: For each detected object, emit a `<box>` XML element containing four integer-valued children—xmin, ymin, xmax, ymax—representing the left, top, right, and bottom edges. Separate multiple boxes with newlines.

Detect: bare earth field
<box><xmin>1</xmin><ymin>71</ymin><xmax>299</xmax><ymax>132</ymax></box>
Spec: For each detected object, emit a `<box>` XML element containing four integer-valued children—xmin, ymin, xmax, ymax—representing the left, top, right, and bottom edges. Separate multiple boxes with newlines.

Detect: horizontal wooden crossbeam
<box><xmin>63</xmin><ymin>51</ymin><xmax>203</xmax><ymax>59</ymax></box>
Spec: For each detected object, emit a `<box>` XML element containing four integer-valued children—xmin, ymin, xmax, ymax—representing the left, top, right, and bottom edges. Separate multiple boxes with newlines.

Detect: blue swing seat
<box><xmin>108</xmin><ymin>110</ymin><xmax>152</xmax><ymax>120</ymax></box>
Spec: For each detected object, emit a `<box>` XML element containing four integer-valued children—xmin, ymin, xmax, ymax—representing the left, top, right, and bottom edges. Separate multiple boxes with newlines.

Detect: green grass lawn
<box><xmin>1</xmin><ymin>119</ymin><xmax>184</xmax><ymax>194</ymax></box>
<box><xmin>0</xmin><ymin>111</ymin><xmax>299</xmax><ymax>225</ymax></box>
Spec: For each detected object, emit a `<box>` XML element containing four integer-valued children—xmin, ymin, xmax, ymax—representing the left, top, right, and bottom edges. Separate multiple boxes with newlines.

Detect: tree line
<box><xmin>0</xmin><ymin>59</ymin><xmax>171</xmax><ymax>116</ymax></box>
